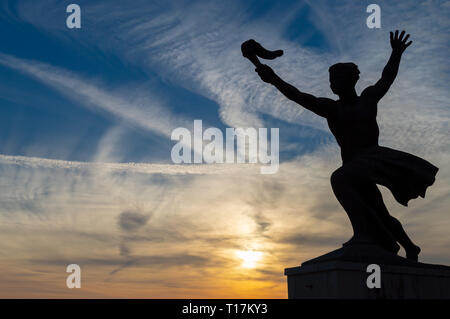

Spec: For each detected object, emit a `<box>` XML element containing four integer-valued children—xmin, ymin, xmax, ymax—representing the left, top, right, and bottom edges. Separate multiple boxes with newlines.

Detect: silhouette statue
<box><xmin>245</xmin><ymin>31</ymin><xmax>439</xmax><ymax>262</ymax></box>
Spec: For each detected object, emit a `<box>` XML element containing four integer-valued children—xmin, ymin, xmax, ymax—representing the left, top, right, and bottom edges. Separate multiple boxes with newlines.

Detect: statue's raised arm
<box><xmin>363</xmin><ymin>30</ymin><xmax>413</xmax><ymax>101</ymax></box>
<box><xmin>255</xmin><ymin>64</ymin><xmax>334</xmax><ymax>118</ymax></box>
<box><xmin>241</xmin><ymin>39</ymin><xmax>334</xmax><ymax>119</ymax></box>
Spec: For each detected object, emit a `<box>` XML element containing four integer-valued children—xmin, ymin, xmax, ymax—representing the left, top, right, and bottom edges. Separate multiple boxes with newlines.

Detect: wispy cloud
<box><xmin>0</xmin><ymin>52</ymin><xmax>191</xmax><ymax>138</ymax></box>
<box><xmin>0</xmin><ymin>154</ymin><xmax>260</xmax><ymax>175</ymax></box>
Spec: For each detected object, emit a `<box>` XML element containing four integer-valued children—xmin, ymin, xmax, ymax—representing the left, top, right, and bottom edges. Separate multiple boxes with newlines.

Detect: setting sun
<box><xmin>235</xmin><ymin>250</ymin><xmax>264</xmax><ymax>269</ymax></box>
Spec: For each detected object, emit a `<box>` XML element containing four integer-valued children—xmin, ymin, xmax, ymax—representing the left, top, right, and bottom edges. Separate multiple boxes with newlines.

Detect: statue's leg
<box><xmin>330</xmin><ymin>165</ymin><xmax>399</xmax><ymax>253</ymax></box>
<box><xmin>369</xmin><ymin>184</ymin><xmax>421</xmax><ymax>261</ymax></box>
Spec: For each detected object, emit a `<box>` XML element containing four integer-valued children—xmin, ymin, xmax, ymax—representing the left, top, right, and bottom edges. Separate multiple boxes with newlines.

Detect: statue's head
<box><xmin>329</xmin><ymin>62</ymin><xmax>360</xmax><ymax>96</ymax></box>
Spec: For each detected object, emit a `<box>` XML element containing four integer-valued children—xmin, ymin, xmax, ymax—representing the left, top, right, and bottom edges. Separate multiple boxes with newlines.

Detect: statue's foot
<box><xmin>406</xmin><ymin>245</ymin><xmax>421</xmax><ymax>262</ymax></box>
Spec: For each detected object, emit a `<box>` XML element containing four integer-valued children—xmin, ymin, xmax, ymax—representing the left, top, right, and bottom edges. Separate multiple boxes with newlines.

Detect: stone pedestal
<box><xmin>285</xmin><ymin>244</ymin><xmax>450</xmax><ymax>299</ymax></box>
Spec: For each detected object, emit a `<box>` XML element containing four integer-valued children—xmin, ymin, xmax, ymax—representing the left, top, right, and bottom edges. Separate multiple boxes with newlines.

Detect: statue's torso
<box><xmin>327</xmin><ymin>95</ymin><xmax>379</xmax><ymax>163</ymax></box>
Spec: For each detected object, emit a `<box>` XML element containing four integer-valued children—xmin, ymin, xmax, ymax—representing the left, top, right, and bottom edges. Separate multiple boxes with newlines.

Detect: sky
<box><xmin>0</xmin><ymin>0</ymin><xmax>449</xmax><ymax>298</ymax></box>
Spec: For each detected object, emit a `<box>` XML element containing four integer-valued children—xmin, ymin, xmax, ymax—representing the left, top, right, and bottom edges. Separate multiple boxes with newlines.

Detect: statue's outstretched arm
<box><xmin>363</xmin><ymin>30</ymin><xmax>412</xmax><ymax>101</ymax></box>
<box><xmin>255</xmin><ymin>64</ymin><xmax>334</xmax><ymax>118</ymax></box>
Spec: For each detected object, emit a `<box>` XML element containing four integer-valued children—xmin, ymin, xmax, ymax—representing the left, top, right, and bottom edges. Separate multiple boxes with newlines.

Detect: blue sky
<box><xmin>0</xmin><ymin>0</ymin><xmax>334</xmax><ymax>164</ymax></box>
<box><xmin>0</xmin><ymin>0</ymin><xmax>449</xmax><ymax>298</ymax></box>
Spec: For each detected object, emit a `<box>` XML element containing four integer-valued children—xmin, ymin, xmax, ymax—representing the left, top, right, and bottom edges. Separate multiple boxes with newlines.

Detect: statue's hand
<box><xmin>255</xmin><ymin>64</ymin><xmax>276</xmax><ymax>84</ymax></box>
<box><xmin>390</xmin><ymin>30</ymin><xmax>412</xmax><ymax>54</ymax></box>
